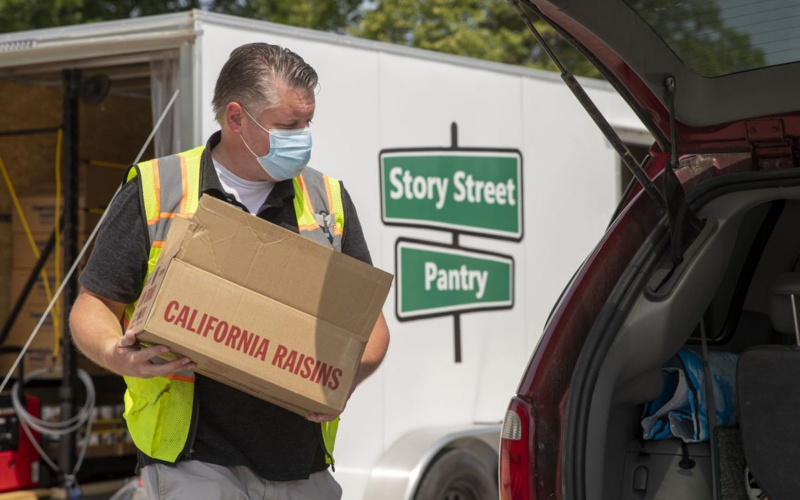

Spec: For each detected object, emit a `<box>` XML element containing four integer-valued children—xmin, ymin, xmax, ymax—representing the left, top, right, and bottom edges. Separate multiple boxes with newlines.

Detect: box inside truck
<box><xmin>0</xmin><ymin>50</ymin><xmax>180</xmax><ymax>486</ymax></box>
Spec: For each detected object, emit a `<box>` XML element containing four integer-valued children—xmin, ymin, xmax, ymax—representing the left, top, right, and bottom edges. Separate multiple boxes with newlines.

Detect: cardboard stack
<box><xmin>6</xmin><ymin>192</ymin><xmax>80</xmax><ymax>374</ymax></box>
<box><xmin>4</xmin><ymin>163</ymin><xmax>124</xmax><ymax>376</ymax></box>
<box><xmin>129</xmin><ymin>196</ymin><xmax>394</xmax><ymax>416</ymax></box>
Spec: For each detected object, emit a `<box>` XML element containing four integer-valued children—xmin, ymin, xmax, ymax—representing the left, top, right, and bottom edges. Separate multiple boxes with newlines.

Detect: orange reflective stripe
<box><xmin>158</xmin><ymin>212</ymin><xmax>191</xmax><ymax>220</ymax></box>
<box><xmin>166</xmin><ymin>374</ymin><xmax>196</xmax><ymax>384</ymax></box>
<box><xmin>297</xmin><ymin>175</ymin><xmax>317</xmax><ymax>220</ymax></box>
<box><xmin>151</xmin><ymin>240</ymin><xmax>164</xmax><ymax>248</ymax></box>
<box><xmin>298</xmin><ymin>223</ymin><xmax>319</xmax><ymax>232</ymax></box>
<box><xmin>179</xmin><ymin>154</ymin><xmax>188</xmax><ymax>214</ymax></box>
<box><xmin>154</xmin><ymin>159</ymin><xmax>161</xmax><ymax>216</ymax></box>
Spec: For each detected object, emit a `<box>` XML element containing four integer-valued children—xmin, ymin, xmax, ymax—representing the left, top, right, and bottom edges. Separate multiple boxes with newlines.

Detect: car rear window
<box><xmin>624</xmin><ymin>0</ymin><xmax>800</xmax><ymax>77</ymax></box>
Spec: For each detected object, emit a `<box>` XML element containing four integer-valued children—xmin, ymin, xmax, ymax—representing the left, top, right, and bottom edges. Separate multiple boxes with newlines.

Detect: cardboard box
<box><xmin>0</xmin><ymin>348</ymin><xmax>58</xmax><ymax>378</ymax></box>
<box><xmin>13</xmin><ymin>231</ymin><xmax>55</xmax><ymax>271</ymax></box>
<box><xmin>11</xmin><ymin>160</ymin><xmax>121</xmax><ymax>235</ymax></box>
<box><xmin>0</xmin><ymin>301</ymin><xmax>109</xmax><ymax>377</ymax></box>
<box><xmin>6</xmin><ymin>304</ymin><xmax>60</xmax><ymax>349</ymax></box>
<box><xmin>129</xmin><ymin>196</ymin><xmax>393</xmax><ymax>416</ymax></box>
<box><xmin>13</xmin><ymin>231</ymin><xmax>88</xmax><ymax>271</ymax></box>
<box><xmin>1</xmin><ymin>304</ymin><xmax>61</xmax><ymax>377</ymax></box>
<box><xmin>12</xmin><ymin>194</ymin><xmax>87</xmax><ymax>234</ymax></box>
<box><xmin>10</xmin><ymin>269</ymin><xmax>62</xmax><ymax>306</ymax></box>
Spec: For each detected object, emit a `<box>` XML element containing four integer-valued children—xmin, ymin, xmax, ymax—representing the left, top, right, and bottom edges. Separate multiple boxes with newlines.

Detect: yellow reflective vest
<box><xmin>121</xmin><ymin>145</ymin><xmax>343</xmax><ymax>464</ymax></box>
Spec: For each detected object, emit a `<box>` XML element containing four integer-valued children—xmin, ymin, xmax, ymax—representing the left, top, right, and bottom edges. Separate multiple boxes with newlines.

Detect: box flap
<box><xmin>175</xmin><ymin>196</ymin><xmax>393</xmax><ymax>341</ymax></box>
<box><xmin>161</xmin><ymin>216</ymin><xmax>192</xmax><ymax>261</ymax></box>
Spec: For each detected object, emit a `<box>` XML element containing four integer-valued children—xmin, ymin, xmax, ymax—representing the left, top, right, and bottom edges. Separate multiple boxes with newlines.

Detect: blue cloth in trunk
<box><xmin>641</xmin><ymin>349</ymin><xmax>739</xmax><ymax>443</ymax></box>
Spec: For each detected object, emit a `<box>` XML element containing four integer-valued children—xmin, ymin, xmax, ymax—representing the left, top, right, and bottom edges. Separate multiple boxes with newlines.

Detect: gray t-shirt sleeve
<box><xmin>79</xmin><ymin>178</ymin><xmax>149</xmax><ymax>304</ymax></box>
<box><xmin>340</xmin><ymin>185</ymin><xmax>372</xmax><ymax>266</ymax></box>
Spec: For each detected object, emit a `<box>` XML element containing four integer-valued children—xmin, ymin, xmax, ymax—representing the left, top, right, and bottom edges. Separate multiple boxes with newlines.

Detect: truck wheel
<box><xmin>414</xmin><ymin>449</ymin><xmax>497</xmax><ymax>500</ymax></box>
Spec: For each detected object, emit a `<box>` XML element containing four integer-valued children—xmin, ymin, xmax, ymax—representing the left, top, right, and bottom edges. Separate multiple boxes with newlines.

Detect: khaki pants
<box><xmin>142</xmin><ymin>461</ymin><xmax>342</xmax><ymax>500</ymax></box>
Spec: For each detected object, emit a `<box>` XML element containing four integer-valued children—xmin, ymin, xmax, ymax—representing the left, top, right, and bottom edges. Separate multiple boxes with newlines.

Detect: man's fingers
<box><xmin>131</xmin><ymin>345</ymin><xmax>170</xmax><ymax>363</ymax></box>
<box><xmin>144</xmin><ymin>357</ymin><xmax>195</xmax><ymax>377</ymax></box>
<box><xmin>306</xmin><ymin>412</ymin><xmax>338</xmax><ymax>423</ymax></box>
<box><xmin>118</xmin><ymin>330</ymin><xmax>138</xmax><ymax>347</ymax></box>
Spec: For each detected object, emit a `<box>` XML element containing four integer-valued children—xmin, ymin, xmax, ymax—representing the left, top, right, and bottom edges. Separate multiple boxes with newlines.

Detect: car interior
<box><xmin>581</xmin><ymin>163</ymin><xmax>800</xmax><ymax>500</ymax></box>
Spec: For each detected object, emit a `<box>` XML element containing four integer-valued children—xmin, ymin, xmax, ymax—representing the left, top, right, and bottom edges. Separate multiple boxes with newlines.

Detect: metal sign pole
<box><xmin>450</xmin><ymin>122</ymin><xmax>463</xmax><ymax>363</ymax></box>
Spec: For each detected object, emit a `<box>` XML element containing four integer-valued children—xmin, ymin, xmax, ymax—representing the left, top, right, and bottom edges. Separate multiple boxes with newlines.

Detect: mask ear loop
<box><xmin>239</xmin><ymin>104</ymin><xmax>272</xmax><ymax>160</ymax></box>
<box><xmin>241</xmin><ymin>106</ymin><xmax>271</xmax><ymax>134</ymax></box>
<box><xmin>239</xmin><ymin>133</ymin><xmax>262</xmax><ymax>158</ymax></box>
<box><xmin>238</xmin><ymin>106</ymin><xmax>272</xmax><ymax>161</ymax></box>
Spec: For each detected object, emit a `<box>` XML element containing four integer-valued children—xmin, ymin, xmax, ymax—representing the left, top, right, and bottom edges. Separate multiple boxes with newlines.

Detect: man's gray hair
<box><xmin>211</xmin><ymin>43</ymin><xmax>318</xmax><ymax>124</ymax></box>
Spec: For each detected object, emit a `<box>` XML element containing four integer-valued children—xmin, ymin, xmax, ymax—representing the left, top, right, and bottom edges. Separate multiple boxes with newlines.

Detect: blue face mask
<box><xmin>240</xmin><ymin>108</ymin><xmax>312</xmax><ymax>181</ymax></box>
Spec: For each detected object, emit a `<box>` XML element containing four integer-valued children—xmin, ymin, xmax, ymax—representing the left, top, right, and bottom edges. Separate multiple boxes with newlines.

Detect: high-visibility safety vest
<box><xmin>121</xmin><ymin>145</ymin><xmax>343</xmax><ymax>465</ymax></box>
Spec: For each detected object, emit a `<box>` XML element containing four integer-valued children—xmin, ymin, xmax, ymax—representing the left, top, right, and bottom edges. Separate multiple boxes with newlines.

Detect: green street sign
<box><xmin>380</xmin><ymin>149</ymin><xmax>523</xmax><ymax>240</ymax></box>
<box><xmin>396</xmin><ymin>239</ymin><xmax>514</xmax><ymax>320</ymax></box>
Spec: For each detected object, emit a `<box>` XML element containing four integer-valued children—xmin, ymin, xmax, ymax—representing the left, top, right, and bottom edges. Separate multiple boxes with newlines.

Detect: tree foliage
<box><xmin>348</xmin><ymin>0</ymin><xmax>601</xmax><ymax>77</ymax></box>
<box><xmin>0</xmin><ymin>0</ymin><xmax>597</xmax><ymax>76</ymax></box>
<box><xmin>205</xmin><ymin>0</ymin><xmax>363</xmax><ymax>34</ymax></box>
<box><xmin>0</xmin><ymin>0</ymin><xmax>361</xmax><ymax>35</ymax></box>
<box><xmin>0</xmin><ymin>0</ymin><xmax>203</xmax><ymax>32</ymax></box>
<box><xmin>627</xmin><ymin>0</ymin><xmax>766</xmax><ymax>77</ymax></box>
<box><xmin>8</xmin><ymin>0</ymin><xmax>769</xmax><ymax>80</ymax></box>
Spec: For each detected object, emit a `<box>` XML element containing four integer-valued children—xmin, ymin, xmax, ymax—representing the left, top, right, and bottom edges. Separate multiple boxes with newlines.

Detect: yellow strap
<box><xmin>0</xmin><ymin>151</ymin><xmax>61</xmax><ymax>353</ymax></box>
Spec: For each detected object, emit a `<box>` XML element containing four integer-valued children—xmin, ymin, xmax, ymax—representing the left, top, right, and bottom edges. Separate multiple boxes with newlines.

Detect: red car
<box><xmin>500</xmin><ymin>1</ymin><xmax>800</xmax><ymax>500</ymax></box>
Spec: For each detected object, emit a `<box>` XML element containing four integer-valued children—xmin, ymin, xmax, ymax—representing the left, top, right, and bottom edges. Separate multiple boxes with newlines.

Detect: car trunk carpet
<box><xmin>715</xmin><ymin>427</ymin><xmax>747</xmax><ymax>500</ymax></box>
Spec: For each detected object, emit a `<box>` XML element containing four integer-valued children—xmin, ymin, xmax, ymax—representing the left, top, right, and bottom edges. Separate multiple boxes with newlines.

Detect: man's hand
<box><xmin>307</xmin><ymin>382</ymin><xmax>355</xmax><ymax>422</ymax></box>
<box><xmin>307</xmin><ymin>382</ymin><xmax>354</xmax><ymax>422</ymax></box>
<box><xmin>306</xmin><ymin>412</ymin><xmax>340</xmax><ymax>423</ymax></box>
<box><xmin>306</xmin><ymin>312</ymin><xmax>390</xmax><ymax>423</ymax></box>
<box><xmin>105</xmin><ymin>330</ymin><xmax>196</xmax><ymax>378</ymax></box>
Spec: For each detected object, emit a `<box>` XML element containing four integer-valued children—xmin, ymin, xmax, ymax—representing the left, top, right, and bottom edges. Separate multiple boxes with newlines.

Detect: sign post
<box><xmin>396</xmin><ymin>240</ymin><xmax>514</xmax><ymax>320</ymax></box>
<box><xmin>380</xmin><ymin>123</ymin><xmax>523</xmax><ymax>362</ymax></box>
<box><xmin>380</xmin><ymin>150</ymin><xmax>523</xmax><ymax>241</ymax></box>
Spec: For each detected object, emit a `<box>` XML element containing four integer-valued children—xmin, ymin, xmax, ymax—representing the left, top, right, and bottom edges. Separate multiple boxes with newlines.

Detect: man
<box><xmin>69</xmin><ymin>43</ymin><xmax>390</xmax><ymax>499</ymax></box>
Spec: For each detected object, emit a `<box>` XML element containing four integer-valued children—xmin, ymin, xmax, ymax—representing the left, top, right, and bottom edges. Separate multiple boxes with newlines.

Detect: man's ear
<box><xmin>226</xmin><ymin>102</ymin><xmax>245</xmax><ymax>133</ymax></box>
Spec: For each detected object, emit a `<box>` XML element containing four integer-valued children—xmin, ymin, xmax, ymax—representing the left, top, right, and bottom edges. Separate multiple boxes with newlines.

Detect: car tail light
<box><xmin>499</xmin><ymin>397</ymin><xmax>534</xmax><ymax>500</ymax></box>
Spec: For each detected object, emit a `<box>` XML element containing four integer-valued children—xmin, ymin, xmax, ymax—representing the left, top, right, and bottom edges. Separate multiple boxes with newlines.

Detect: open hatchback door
<box><xmin>501</xmin><ymin>3</ymin><xmax>800</xmax><ymax>500</ymax></box>
<box><xmin>513</xmin><ymin>0</ymin><xmax>800</xmax><ymax>291</ymax></box>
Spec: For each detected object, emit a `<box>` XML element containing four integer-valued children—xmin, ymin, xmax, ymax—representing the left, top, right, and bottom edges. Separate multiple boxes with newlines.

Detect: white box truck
<box><xmin>0</xmin><ymin>10</ymin><xmax>650</xmax><ymax>499</ymax></box>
